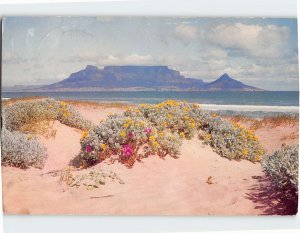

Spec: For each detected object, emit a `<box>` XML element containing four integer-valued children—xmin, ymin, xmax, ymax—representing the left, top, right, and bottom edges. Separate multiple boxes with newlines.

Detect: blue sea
<box><xmin>2</xmin><ymin>91</ymin><xmax>299</xmax><ymax>117</ymax></box>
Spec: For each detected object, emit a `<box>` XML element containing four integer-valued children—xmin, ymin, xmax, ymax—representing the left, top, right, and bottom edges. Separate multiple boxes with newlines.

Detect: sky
<box><xmin>2</xmin><ymin>16</ymin><xmax>299</xmax><ymax>91</ymax></box>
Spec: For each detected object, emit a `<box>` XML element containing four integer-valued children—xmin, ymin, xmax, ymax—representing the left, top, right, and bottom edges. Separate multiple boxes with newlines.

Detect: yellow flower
<box><xmin>123</xmin><ymin>123</ymin><xmax>129</xmax><ymax>129</ymax></box>
<box><xmin>60</xmin><ymin>101</ymin><xmax>66</xmax><ymax>106</ymax></box>
<box><xmin>242</xmin><ymin>149</ymin><xmax>248</xmax><ymax>156</ymax></box>
<box><xmin>149</xmin><ymin>135</ymin><xmax>156</xmax><ymax>142</ymax></box>
<box><xmin>49</xmin><ymin>105</ymin><xmax>53</xmax><ymax>109</ymax></box>
<box><xmin>184</xmin><ymin>107</ymin><xmax>190</xmax><ymax>112</ymax></box>
<box><xmin>211</xmin><ymin>113</ymin><xmax>218</xmax><ymax>118</ymax></box>
<box><xmin>205</xmin><ymin>133</ymin><xmax>211</xmax><ymax>141</ymax></box>
<box><xmin>167</xmin><ymin>99</ymin><xmax>173</xmax><ymax>105</ymax></box>
<box><xmin>166</xmin><ymin>113</ymin><xmax>173</xmax><ymax>119</ymax></box>
<box><xmin>140</xmin><ymin>121</ymin><xmax>145</xmax><ymax>127</ymax></box>
<box><xmin>158</xmin><ymin>132</ymin><xmax>164</xmax><ymax>137</ymax></box>
<box><xmin>81</xmin><ymin>131</ymin><xmax>88</xmax><ymax>140</ymax></box>
<box><xmin>152</xmin><ymin>141</ymin><xmax>159</xmax><ymax>148</ymax></box>
<box><xmin>27</xmin><ymin>135</ymin><xmax>32</xmax><ymax>141</ymax></box>
<box><xmin>258</xmin><ymin>149</ymin><xmax>264</xmax><ymax>155</ymax></box>
<box><xmin>100</xmin><ymin>143</ymin><xmax>108</xmax><ymax>150</ymax></box>
<box><xmin>120</xmin><ymin>131</ymin><xmax>126</xmax><ymax>138</ymax></box>
<box><xmin>184</xmin><ymin>115</ymin><xmax>189</xmax><ymax>120</ymax></box>
<box><xmin>179</xmin><ymin>132</ymin><xmax>185</xmax><ymax>138</ymax></box>
<box><xmin>255</xmin><ymin>154</ymin><xmax>261</xmax><ymax>162</ymax></box>
<box><xmin>125</xmin><ymin>107</ymin><xmax>132</xmax><ymax>112</ymax></box>
<box><xmin>189</xmin><ymin>122</ymin><xmax>195</xmax><ymax>128</ymax></box>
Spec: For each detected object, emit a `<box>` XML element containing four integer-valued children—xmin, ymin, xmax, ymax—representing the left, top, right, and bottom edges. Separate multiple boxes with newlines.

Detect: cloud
<box><xmin>207</xmin><ymin>23</ymin><xmax>290</xmax><ymax>58</ymax></box>
<box><xmin>2</xmin><ymin>51</ymin><xmax>23</xmax><ymax>64</ymax></box>
<box><xmin>174</xmin><ymin>24</ymin><xmax>198</xmax><ymax>41</ymax></box>
<box><xmin>99</xmin><ymin>54</ymin><xmax>154</xmax><ymax>66</ymax></box>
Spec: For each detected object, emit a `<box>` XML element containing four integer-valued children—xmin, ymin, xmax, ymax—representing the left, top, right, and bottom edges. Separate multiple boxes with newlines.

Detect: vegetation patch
<box><xmin>59</xmin><ymin>167</ymin><xmax>124</xmax><ymax>190</ymax></box>
<box><xmin>2</xmin><ymin>98</ymin><xmax>93</xmax><ymax>169</ymax></box>
<box><xmin>262</xmin><ymin>145</ymin><xmax>298</xmax><ymax>197</ymax></box>
<box><xmin>1</xmin><ymin>129</ymin><xmax>47</xmax><ymax>169</ymax></box>
<box><xmin>79</xmin><ymin>114</ymin><xmax>181</xmax><ymax>168</ymax></box>
<box><xmin>199</xmin><ymin>112</ymin><xmax>264</xmax><ymax>162</ymax></box>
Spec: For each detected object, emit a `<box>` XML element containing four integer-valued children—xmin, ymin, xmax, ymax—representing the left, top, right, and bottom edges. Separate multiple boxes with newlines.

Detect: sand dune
<box><xmin>2</xmin><ymin>105</ymin><xmax>298</xmax><ymax>215</ymax></box>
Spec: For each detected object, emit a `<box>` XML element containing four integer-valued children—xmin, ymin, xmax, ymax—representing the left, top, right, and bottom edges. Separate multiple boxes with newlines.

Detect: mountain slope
<box><xmin>4</xmin><ymin>65</ymin><xmax>263</xmax><ymax>91</ymax></box>
<box><xmin>46</xmin><ymin>65</ymin><xmax>205</xmax><ymax>90</ymax></box>
<box><xmin>205</xmin><ymin>73</ymin><xmax>260</xmax><ymax>91</ymax></box>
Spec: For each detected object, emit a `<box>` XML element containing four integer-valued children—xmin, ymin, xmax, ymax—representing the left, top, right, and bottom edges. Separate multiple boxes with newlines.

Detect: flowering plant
<box><xmin>79</xmin><ymin>114</ymin><xmax>181</xmax><ymax>167</ymax></box>
<box><xmin>198</xmin><ymin>112</ymin><xmax>264</xmax><ymax>162</ymax></box>
<box><xmin>124</xmin><ymin>100</ymin><xmax>202</xmax><ymax>139</ymax></box>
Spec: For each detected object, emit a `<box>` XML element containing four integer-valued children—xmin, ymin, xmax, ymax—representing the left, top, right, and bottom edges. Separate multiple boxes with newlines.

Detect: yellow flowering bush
<box><xmin>198</xmin><ymin>112</ymin><xmax>264</xmax><ymax>162</ymax></box>
<box><xmin>79</xmin><ymin>114</ymin><xmax>181</xmax><ymax>167</ymax></box>
<box><xmin>124</xmin><ymin>100</ymin><xmax>202</xmax><ymax>139</ymax></box>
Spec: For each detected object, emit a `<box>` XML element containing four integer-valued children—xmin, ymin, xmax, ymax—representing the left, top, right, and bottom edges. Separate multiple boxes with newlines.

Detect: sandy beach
<box><xmin>2</xmin><ymin>103</ymin><xmax>299</xmax><ymax>215</ymax></box>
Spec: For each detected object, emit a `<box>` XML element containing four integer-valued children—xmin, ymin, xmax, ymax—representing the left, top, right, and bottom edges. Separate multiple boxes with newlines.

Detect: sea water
<box><xmin>2</xmin><ymin>91</ymin><xmax>299</xmax><ymax>117</ymax></box>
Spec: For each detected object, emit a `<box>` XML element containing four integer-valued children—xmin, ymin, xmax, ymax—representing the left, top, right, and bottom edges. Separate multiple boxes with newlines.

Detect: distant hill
<box><xmin>205</xmin><ymin>73</ymin><xmax>260</xmax><ymax>91</ymax></box>
<box><xmin>3</xmin><ymin>65</ymin><xmax>263</xmax><ymax>92</ymax></box>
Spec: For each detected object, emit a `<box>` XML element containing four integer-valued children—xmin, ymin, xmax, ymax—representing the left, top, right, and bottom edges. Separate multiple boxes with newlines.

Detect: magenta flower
<box><xmin>123</xmin><ymin>144</ymin><xmax>133</xmax><ymax>157</ymax></box>
<box><xmin>144</xmin><ymin>128</ymin><xmax>152</xmax><ymax>134</ymax></box>
<box><xmin>85</xmin><ymin>145</ymin><xmax>93</xmax><ymax>153</ymax></box>
<box><xmin>128</xmin><ymin>132</ymin><xmax>135</xmax><ymax>139</ymax></box>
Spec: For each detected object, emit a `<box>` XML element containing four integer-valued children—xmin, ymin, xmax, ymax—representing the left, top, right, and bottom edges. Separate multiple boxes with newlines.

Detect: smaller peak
<box><xmin>221</xmin><ymin>73</ymin><xmax>229</xmax><ymax>78</ymax></box>
<box><xmin>85</xmin><ymin>65</ymin><xmax>99</xmax><ymax>70</ymax></box>
<box><xmin>218</xmin><ymin>73</ymin><xmax>232</xmax><ymax>80</ymax></box>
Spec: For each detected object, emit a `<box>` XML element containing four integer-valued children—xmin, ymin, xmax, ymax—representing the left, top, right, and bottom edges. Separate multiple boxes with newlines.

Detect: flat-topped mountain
<box><xmin>46</xmin><ymin>65</ymin><xmax>205</xmax><ymax>90</ymax></box>
<box><xmin>4</xmin><ymin>65</ymin><xmax>263</xmax><ymax>91</ymax></box>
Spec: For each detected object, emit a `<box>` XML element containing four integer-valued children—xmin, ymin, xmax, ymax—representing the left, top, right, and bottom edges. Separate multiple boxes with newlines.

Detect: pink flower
<box><xmin>123</xmin><ymin>144</ymin><xmax>133</xmax><ymax>157</ymax></box>
<box><xmin>128</xmin><ymin>132</ymin><xmax>135</xmax><ymax>139</ymax></box>
<box><xmin>85</xmin><ymin>145</ymin><xmax>93</xmax><ymax>153</ymax></box>
<box><xmin>144</xmin><ymin>128</ymin><xmax>152</xmax><ymax>134</ymax></box>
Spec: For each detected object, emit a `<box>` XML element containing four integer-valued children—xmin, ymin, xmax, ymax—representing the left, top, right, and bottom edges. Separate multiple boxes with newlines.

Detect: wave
<box><xmin>200</xmin><ymin>104</ymin><xmax>299</xmax><ymax>113</ymax></box>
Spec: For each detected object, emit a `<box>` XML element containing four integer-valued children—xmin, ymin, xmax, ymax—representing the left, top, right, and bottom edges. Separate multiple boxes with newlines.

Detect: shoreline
<box><xmin>2</xmin><ymin>96</ymin><xmax>299</xmax><ymax>113</ymax></box>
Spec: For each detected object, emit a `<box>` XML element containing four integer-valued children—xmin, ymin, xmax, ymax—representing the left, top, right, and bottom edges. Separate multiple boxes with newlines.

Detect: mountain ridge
<box><xmin>3</xmin><ymin>65</ymin><xmax>264</xmax><ymax>92</ymax></box>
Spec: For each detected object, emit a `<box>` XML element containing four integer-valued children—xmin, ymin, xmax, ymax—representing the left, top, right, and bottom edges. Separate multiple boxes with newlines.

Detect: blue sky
<box><xmin>2</xmin><ymin>16</ymin><xmax>299</xmax><ymax>90</ymax></box>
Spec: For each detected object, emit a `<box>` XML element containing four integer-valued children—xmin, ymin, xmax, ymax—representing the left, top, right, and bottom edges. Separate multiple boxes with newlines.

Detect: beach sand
<box><xmin>2</xmin><ymin>104</ymin><xmax>298</xmax><ymax>215</ymax></box>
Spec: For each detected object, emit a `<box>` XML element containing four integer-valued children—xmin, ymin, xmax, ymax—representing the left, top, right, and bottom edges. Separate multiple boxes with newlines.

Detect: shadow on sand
<box><xmin>245</xmin><ymin>176</ymin><xmax>298</xmax><ymax>215</ymax></box>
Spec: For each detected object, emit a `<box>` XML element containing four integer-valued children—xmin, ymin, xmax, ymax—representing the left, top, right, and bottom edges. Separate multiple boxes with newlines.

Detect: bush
<box><xmin>1</xmin><ymin>129</ymin><xmax>47</xmax><ymax>169</ymax></box>
<box><xmin>79</xmin><ymin>114</ymin><xmax>181</xmax><ymax>167</ymax></box>
<box><xmin>262</xmin><ymin>145</ymin><xmax>298</xmax><ymax>191</ymax></box>
<box><xmin>124</xmin><ymin>100</ymin><xmax>202</xmax><ymax>139</ymax></box>
<box><xmin>2</xmin><ymin>98</ymin><xmax>92</xmax><ymax>132</ymax></box>
<box><xmin>198</xmin><ymin>112</ymin><xmax>264</xmax><ymax>162</ymax></box>
<box><xmin>2</xmin><ymin>98</ymin><xmax>93</xmax><ymax>169</ymax></box>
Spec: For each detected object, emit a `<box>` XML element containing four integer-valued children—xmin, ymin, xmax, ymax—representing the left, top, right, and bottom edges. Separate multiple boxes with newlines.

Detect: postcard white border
<box><xmin>0</xmin><ymin>0</ymin><xmax>299</xmax><ymax>233</ymax></box>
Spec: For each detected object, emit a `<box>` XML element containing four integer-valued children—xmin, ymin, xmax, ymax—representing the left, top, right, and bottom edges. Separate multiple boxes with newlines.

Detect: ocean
<box><xmin>2</xmin><ymin>91</ymin><xmax>299</xmax><ymax>117</ymax></box>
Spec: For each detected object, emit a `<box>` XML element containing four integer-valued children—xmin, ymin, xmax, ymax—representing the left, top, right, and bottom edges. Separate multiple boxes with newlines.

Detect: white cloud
<box><xmin>175</xmin><ymin>24</ymin><xmax>198</xmax><ymax>41</ymax></box>
<box><xmin>99</xmin><ymin>54</ymin><xmax>154</xmax><ymax>66</ymax></box>
<box><xmin>2</xmin><ymin>51</ymin><xmax>23</xmax><ymax>64</ymax></box>
<box><xmin>208</xmin><ymin>23</ymin><xmax>290</xmax><ymax>58</ymax></box>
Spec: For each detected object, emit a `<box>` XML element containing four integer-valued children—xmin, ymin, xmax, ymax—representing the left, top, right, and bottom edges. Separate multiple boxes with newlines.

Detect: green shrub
<box><xmin>262</xmin><ymin>145</ymin><xmax>298</xmax><ymax>191</ymax></box>
<box><xmin>198</xmin><ymin>112</ymin><xmax>264</xmax><ymax>162</ymax></box>
<box><xmin>79</xmin><ymin>114</ymin><xmax>181</xmax><ymax>167</ymax></box>
<box><xmin>1</xmin><ymin>129</ymin><xmax>47</xmax><ymax>169</ymax></box>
